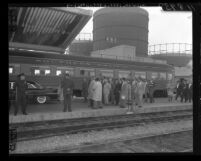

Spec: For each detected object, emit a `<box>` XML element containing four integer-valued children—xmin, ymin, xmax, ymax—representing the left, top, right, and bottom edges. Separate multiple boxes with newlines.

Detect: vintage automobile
<box><xmin>9</xmin><ymin>80</ymin><xmax>59</xmax><ymax>104</ymax></box>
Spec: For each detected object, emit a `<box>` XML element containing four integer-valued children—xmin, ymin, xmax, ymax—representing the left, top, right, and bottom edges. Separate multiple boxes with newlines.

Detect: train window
<box><xmin>118</xmin><ymin>71</ymin><xmax>131</xmax><ymax>79</ymax></box>
<box><xmin>45</xmin><ymin>69</ymin><xmax>50</xmax><ymax>75</ymax></box>
<box><xmin>65</xmin><ymin>70</ymin><xmax>74</xmax><ymax>76</ymax></box>
<box><xmin>9</xmin><ymin>66</ymin><xmax>14</xmax><ymax>74</ymax></box>
<box><xmin>80</xmin><ymin>70</ymin><xmax>85</xmax><ymax>75</ymax></box>
<box><xmin>9</xmin><ymin>82</ymin><xmax>15</xmax><ymax>90</ymax></box>
<box><xmin>27</xmin><ymin>83</ymin><xmax>37</xmax><ymax>89</ymax></box>
<box><xmin>34</xmin><ymin>69</ymin><xmax>40</xmax><ymax>75</ymax></box>
<box><xmin>167</xmin><ymin>73</ymin><xmax>173</xmax><ymax>80</ymax></box>
<box><xmin>151</xmin><ymin>72</ymin><xmax>158</xmax><ymax>79</ymax></box>
<box><xmin>135</xmin><ymin>71</ymin><xmax>146</xmax><ymax>79</ymax></box>
<box><xmin>100</xmin><ymin>70</ymin><xmax>114</xmax><ymax>78</ymax></box>
<box><xmin>159</xmin><ymin>72</ymin><xmax>166</xmax><ymax>80</ymax></box>
<box><xmin>56</xmin><ymin>70</ymin><xmax>62</xmax><ymax>76</ymax></box>
<box><xmin>89</xmin><ymin>71</ymin><xmax>95</xmax><ymax>77</ymax></box>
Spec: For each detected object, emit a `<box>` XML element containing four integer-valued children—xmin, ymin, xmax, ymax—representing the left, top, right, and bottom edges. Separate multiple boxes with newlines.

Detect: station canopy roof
<box><xmin>9</xmin><ymin>7</ymin><xmax>92</xmax><ymax>53</ymax></box>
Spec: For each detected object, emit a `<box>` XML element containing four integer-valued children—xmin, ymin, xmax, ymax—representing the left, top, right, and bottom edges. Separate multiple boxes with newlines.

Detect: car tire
<box><xmin>36</xmin><ymin>96</ymin><xmax>47</xmax><ymax>104</ymax></box>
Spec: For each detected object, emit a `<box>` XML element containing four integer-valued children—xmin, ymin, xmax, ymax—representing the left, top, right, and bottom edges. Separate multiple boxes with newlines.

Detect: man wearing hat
<box><xmin>14</xmin><ymin>73</ymin><xmax>28</xmax><ymax>115</ymax></box>
<box><xmin>61</xmin><ymin>71</ymin><xmax>74</xmax><ymax>112</ymax></box>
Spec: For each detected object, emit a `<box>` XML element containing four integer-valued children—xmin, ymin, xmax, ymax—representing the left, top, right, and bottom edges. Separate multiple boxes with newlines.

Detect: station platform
<box><xmin>9</xmin><ymin>98</ymin><xmax>192</xmax><ymax>124</ymax></box>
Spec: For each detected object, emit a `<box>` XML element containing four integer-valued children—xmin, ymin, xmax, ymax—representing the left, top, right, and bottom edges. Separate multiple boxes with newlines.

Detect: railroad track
<box><xmin>44</xmin><ymin>129</ymin><xmax>193</xmax><ymax>153</ymax></box>
<box><xmin>10</xmin><ymin>109</ymin><xmax>192</xmax><ymax>142</ymax></box>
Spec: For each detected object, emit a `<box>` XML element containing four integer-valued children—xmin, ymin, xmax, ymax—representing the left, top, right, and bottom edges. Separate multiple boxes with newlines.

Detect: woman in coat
<box><xmin>103</xmin><ymin>79</ymin><xmax>111</xmax><ymax>105</ymax></box>
<box><xmin>137</xmin><ymin>78</ymin><xmax>146</xmax><ymax>107</ymax></box>
<box><xmin>88</xmin><ymin>77</ymin><xmax>95</xmax><ymax>108</ymax></box>
<box><xmin>92</xmin><ymin>78</ymin><xmax>103</xmax><ymax>109</ymax></box>
<box><xmin>132</xmin><ymin>78</ymin><xmax>139</xmax><ymax>106</ymax></box>
<box><xmin>114</xmin><ymin>79</ymin><xmax>122</xmax><ymax>105</ymax></box>
<box><xmin>119</xmin><ymin>78</ymin><xmax>131</xmax><ymax>108</ymax></box>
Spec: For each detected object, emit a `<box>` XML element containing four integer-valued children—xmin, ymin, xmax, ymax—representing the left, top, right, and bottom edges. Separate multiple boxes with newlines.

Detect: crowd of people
<box><xmin>167</xmin><ymin>78</ymin><xmax>193</xmax><ymax>103</ymax></box>
<box><xmin>81</xmin><ymin>76</ymin><xmax>156</xmax><ymax>114</ymax></box>
<box><xmin>10</xmin><ymin>72</ymin><xmax>193</xmax><ymax>116</ymax></box>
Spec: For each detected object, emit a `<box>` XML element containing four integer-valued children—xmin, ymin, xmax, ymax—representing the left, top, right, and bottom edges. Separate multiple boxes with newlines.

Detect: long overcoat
<box><xmin>120</xmin><ymin>82</ymin><xmax>131</xmax><ymax>101</ymax></box>
<box><xmin>88</xmin><ymin>80</ymin><xmax>95</xmax><ymax>99</ymax></box>
<box><xmin>92</xmin><ymin>81</ymin><xmax>102</xmax><ymax>101</ymax></box>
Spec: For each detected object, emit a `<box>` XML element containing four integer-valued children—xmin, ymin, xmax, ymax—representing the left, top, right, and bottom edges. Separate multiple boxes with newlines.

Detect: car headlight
<box><xmin>121</xmin><ymin>96</ymin><xmax>125</xmax><ymax>99</ymax></box>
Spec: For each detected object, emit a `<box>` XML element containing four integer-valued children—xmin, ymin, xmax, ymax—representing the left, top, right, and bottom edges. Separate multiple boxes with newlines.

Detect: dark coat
<box><xmin>14</xmin><ymin>79</ymin><xmax>28</xmax><ymax>96</ymax></box>
<box><xmin>61</xmin><ymin>77</ymin><xmax>74</xmax><ymax>95</ymax></box>
<box><xmin>114</xmin><ymin>83</ymin><xmax>121</xmax><ymax>96</ymax></box>
<box><xmin>82</xmin><ymin>81</ymin><xmax>88</xmax><ymax>96</ymax></box>
<box><xmin>147</xmin><ymin>82</ymin><xmax>155</xmax><ymax>95</ymax></box>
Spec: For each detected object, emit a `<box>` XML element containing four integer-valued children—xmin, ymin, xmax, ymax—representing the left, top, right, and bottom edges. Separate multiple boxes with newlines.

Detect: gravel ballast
<box><xmin>10</xmin><ymin>119</ymin><xmax>192</xmax><ymax>153</ymax></box>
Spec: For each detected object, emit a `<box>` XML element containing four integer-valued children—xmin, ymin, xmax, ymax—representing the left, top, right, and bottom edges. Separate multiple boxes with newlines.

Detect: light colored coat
<box><xmin>103</xmin><ymin>82</ymin><xmax>111</xmax><ymax>95</ymax></box>
<box><xmin>120</xmin><ymin>82</ymin><xmax>131</xmax><ymax>101</ymax></box>
<box><xmin>88</xmin><ymin>80</ymin><xmax>95</xmax><ymax>99</ymax></box>
<box><xmin>92</xmin><ymin>81</ymin><xmax>102</xmax><ymax>101</ymax></box>
<box><xmin>138</xmin><ymin>81</ymin><xmax>146</xmax><ymax>95</ymax></box>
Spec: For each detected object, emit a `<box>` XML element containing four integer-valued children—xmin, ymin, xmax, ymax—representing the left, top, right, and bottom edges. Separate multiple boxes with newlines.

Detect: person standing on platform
<box><xmin>132</xmin><ymin>78</ymin><xmax>139</xmax><ymax>106</ymax></box>
<box><xmin>180</xmin><ymin>79</ymin><xmax>185</xmax><ymax>103</ymax></box>
<box><xmin>137</xmin><ymin>78</ymin><xmax>146</xmax><ymax>108</ymax></box>
<box><xmin>14</xmin><ymin>73</ymin><xmax>28</xmax><ymax>115</ymax></box>
<box><xmin>109</xmin><ymin>78</ymin><xmax>115</xmax><ymax>105</ymax></box>
<box><xmin>103</xmin><ymin>79</ymin><xmax>111</xmax><ymax>105</ymax></box>
<box><xmin>175</xmin><ymin>80</ymin><xmax>183</xmax><ymax>101</ymax></box>
<box><xmin>114</xmin><ymin>79</ymin><xmax>122</xmax><ymax>106</ymax></box>
<box><xmin>148</xmin><ymin>79</ymin><xmax>155</xmax><ymax>103</ymax></box>
<box><xmin>144</xmin><ymin>80</ymin><xmax>149</xmax><ymax>103</ymax></box>
<box><xmin>126</xmin><ymin>79</ymin><xmax>132</xmax><ymax>114</ymax></box>
<box><xmin>88</xmin><ymin>77</ymin><xmax>95</xmax><ymax>108</ymax></box>
<box><xmin>61</xmin><ymin>72</ymin><xmax>74</xmax><ymax>112</ymax></box>
<box><xmin>188</xmin><ymin>81</ymin><xmax>193</xmax><ymax>103</ymax></box>
<box><xmin>82</xmin><ymin>78</ymin><xmax>88</xmax><ymax>103</ymax></box>
<box><xmin>92</xmin><ymin>78</ymin><xmax>103</xmax><ymax>109</ymax></box>
<box><xmin>119</xmin><ymin>78</ymin><xmax>130</xmax><ymax>108</ymax></box>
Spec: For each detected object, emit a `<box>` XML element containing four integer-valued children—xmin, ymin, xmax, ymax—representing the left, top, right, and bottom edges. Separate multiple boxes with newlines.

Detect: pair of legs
<box><xmin>83</xmin><ymin>91</ymin><xmax>88</xmax><ymax>102</ymax></box>
<box><xmin>63</xmin><ymin>94</ymin><xmax>72</xmax><ymax>112</ymax></box>
<box><xmin>127</xmin><ymin>100</ymin><xmax>136</xmax><ymax>113</ymax></box>
<box><xmin>175</xmin><ymin>91</ymin><xmax>181</xmax><ymax>101</ymax></box>
<box><xmin>119</xmin><ymin>98</ymin><xmax>127</xmax><ymax>108</ymax></box>
<box><xmin>180</xmin><ymin>92</ymin><xmax>185</xmax><ymax>102</ymax></box>
<box><xmin>104</xmin><ymin>93</ymin><xmax>110</xmax><ymax>105</ymax></box>
<box><xmin>93</xmin><ymin>100</ymin><xmax>102</xmax><ymax>109</ymax></box>
<box><xmin>14</xmin><ymin>94</ymin><xmax>27</xmax><ymax>115</ymax></box>
<box><xmin>149</xmin><ymin>92</ymin><xmax>154</xmax><ymax>103</ymax></box>
<box><xmin>134</xmin><ymin>93</ymin><xmax>139</xmax><ymax>105</ymax></box>
<box><xmin>144</xmin><ymin>93</ymin><xmax>149</xmax><ymax>103</ymax></box>
<box><xmin>88</xmin><ymin>98</ymin><xmax>94</xmax><ymax>108</ymax></box>
<box><xmin>110</xmin><ymin>92</ymin><xmax>115</xmax><ymax>105</ymax></box>
<box><xmin>168</xmin><ymin>95</ymin><xmax>173</xmax><ymax>102</ymax></box>
<box><xmin>114</xmin><ymin>93</ymin><xmax>120</xmax><ymax>105</ymax></box>
<box><xmin>138</xmin><ymin>93</ymin><xmax>143</xmax><ymax>107</ymax></box>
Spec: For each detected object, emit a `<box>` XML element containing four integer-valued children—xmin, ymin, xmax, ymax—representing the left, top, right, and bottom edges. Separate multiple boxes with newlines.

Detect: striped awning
<box><xmin>9</xmin><ymin>7</ymin><xmax>92</xmax><ymax>53</ymax></box>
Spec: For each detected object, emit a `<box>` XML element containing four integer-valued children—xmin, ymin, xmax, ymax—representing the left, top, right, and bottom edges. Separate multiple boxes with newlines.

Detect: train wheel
<box><xmin>36</xmin><ymin>96</ymin><xmax>47</xmax><ymax>104</ymax></box>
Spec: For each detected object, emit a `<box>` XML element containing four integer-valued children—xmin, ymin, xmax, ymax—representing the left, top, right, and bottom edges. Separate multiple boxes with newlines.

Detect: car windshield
<box><xmin>28</xmin><ymin>81</ymin><xmax>43</xmax><ymax>89</ymax></box>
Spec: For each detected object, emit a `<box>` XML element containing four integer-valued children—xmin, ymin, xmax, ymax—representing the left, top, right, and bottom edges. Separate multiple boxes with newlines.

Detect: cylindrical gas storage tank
<box><xmin>69</xmin><ymin>40</ymin><xmax>93</xmax><ymax>56</ymax></box>
<box><xmin>93</xmin><ymin>7</ymin><xmax>149</xmax><ymax>57</ymax></box>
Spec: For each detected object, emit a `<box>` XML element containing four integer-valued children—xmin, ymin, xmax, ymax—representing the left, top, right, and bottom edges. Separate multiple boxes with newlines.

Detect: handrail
<box><xmin>148</xmin><ymin>43</ymin><xmax>192</xmax><ymax>56</ymax></box>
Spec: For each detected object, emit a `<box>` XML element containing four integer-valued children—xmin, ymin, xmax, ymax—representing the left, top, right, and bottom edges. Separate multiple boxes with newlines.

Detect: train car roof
<box><xmin>9</xmin><ymin>7</ymin><xmax>92</xmax><ymax>53</ymax></box>
<box><xmin>9</xmin><ymin>48</ymin><xmax>174</xmax><ymax>71</ymax></box>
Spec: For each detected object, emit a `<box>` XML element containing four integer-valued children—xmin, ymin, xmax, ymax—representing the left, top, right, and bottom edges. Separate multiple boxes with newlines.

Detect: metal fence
<box><xmin>148</xmin><ymin>43</ymin><xmax>192</xmax><ymax>56</ymax></box>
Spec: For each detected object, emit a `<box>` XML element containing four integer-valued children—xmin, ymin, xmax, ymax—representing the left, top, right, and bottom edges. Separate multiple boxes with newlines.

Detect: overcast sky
<box><xmin>78</xmin><ymin>7</ymin><xmax>192</xmax><ymax>46</ymax></box>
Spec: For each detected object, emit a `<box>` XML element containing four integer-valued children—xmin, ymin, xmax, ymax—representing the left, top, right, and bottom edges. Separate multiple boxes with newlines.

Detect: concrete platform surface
<box><xmin>9</xmin><ymin>98</ymin><xmax>192</xmax><ymax>124</ymax></box>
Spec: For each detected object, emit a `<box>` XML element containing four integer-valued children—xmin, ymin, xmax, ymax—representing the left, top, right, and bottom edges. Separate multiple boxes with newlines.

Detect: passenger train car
<box><xmin>9</xmin><ymin>48</ymin><xmax>175</xmax><ymax>97</ymax></box>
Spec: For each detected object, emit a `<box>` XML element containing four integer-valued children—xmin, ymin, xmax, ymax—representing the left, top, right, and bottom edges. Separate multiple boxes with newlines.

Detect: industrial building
<box><xmin>69</xmin><ymin>7</ymin><xmax>149</xmax><ymax>58</ymax></box>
